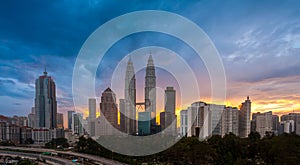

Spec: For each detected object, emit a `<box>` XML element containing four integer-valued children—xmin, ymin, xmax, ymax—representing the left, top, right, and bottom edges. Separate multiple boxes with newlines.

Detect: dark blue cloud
<box><xmin>0</xmin><ymin>0</ymin><xmax>300</xmax><ymax>116</ymax></box>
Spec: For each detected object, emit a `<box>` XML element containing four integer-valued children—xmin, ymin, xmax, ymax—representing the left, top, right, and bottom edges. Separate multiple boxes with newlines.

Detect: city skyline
<box><xmin>1</xmin><ymin>1</ymin><xmax>300</xmax><ymax>126</ymax></box>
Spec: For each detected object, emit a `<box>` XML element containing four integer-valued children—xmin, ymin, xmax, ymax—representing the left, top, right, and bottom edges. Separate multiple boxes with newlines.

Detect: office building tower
<box><xmin>56</xmin><ymin>113</ymin><xmax>64</xmax><ymax>129</ymax></box>
<box><xmin>279</xmin><ymin>120</ymin><xmax>295</xmax><ymax>134</ymax></box>
<box><xmin>138</xmin><ymin>112</ymin><xmax>151</xmax><ymax>135</ymax></box>
<box><xmin>28</xmin><ymin>107</ymin><xmax>35</xmax><ymax>128</ymax></box>
<box><xmin>210</xmin><ymin>104</ymin><xmax>224</xmax><ymax>136</ymax></box>
<box><xmin>72</xmin><ymin>112</ymin><xmax>83</xmax><ymax>135</ymax></box>
<box><xmin>124</xmin><ymin>57</ymin><xmax>136</xmax><ymax>134</ymax></box>
<box><xmin>35</xmin><ymin>69</ymin><xmax>57</xmax><ymax>128</ymax></box>
<box><xmin>238</xmin><ymin>96</ymin><xmax>251</xmax><ymax>138</ymax></box>
<box><xmin>164</xmin><ymin>87</ymin><xmax>177</xmax><ymax>135</ymax></box>
<box><xmin>160</xmin><ymin>112</ymin><xmax>166</xmax><ymax>130</ymax></box>
<box><xmin>67</xmin><ymin>111</ymin><xmax>75</xmax><ymax>130</ymax></box>
<box><xmin>272</xmin><ymin>115</ymin><xmax>279</xmax><ymax>135</ymax></box>
<box><xmin>281</xmin><ymin>113</ymin><xmax>300</xmax><ymax>135</ymax></box>
<box><xmin>119</xmin><ymin>99</ymin><xmax>126</xmax><ymax>132</ymax></box>
<box><xmin>88</xmin><ymin>98</ymin><xmax>96</xmax><ymax>136</ymax></box>
<box><xmin>145</xmin><ymin>55</ymin><xmax>156</xmax><ymax>128</ymax></box>
<box><xmin>187</xmin><ymin>102</ymin><xmax>209</xmax><ymax>138</ymax></box>
<box><xmin>223</xmin><ymin>106</ymin><xmax>239</xmax><ymax>136</ymax></box>
<box><xmin>187</xmin><ymin>101</ymin><xmax>225</xmax><ymax>139</ymax></box>
<box><xmin>255</xmin><ymin>111</ymin><xmax>273</xmax><ymax>137</ymax></box>
<box><xmin>180</xmin><ymin>110</ymin><xmax>188</xmax><ymax>136</ymax></box>
<box><xmin>99</xmin><ymin>88</ymin><xmax>118</xmax><ymax>136</ymax></box>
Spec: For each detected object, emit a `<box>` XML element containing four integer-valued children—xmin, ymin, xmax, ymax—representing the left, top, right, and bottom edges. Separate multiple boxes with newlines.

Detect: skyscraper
<box><xmin>164</xmin><ymin>87</ymin><xmax>176</xmax><ymax>135</ymax></box>
<box><xmin>223</xmin><ymin>106</ymin><xmax>239</xmax><ymax>136</ymax></box>
<box><xmin>34</xmin><ymin>69</ymin><xmax>57</xmax><ymax>128</ymax></box>
<box><xmin>28</xmin><ymin>107</ymin><xmax>35</xmax><ymax>128</ymax></box>
<box><xmin>187</xmin><ymin>101</ymin><xmax>210</xmax><ymax>138</ymax></box>
<box><xmin>160</xmin><ymin>112</ymin><xmax>166</xmax><ymax>130</ymax></box>
<box><xmin>180</xmin><ymin>110</ymin><xmax>188</xmax><ymax>137</ymax></box>
<box><xmin>88</xmin><ymin>98</ymin><xmax>96</xmax><ymax>136</ymax></box>
<box><xmin>281</xmin><ymin>113</ymin><xmax>300</xmax><ymax>135</ymax></box>
<box><xmin>187</xmin><ymin>101</ymin><xmax>225</xmax><ymax>139</ymax></box>
<box><xmin>255</xmin><ymin>111</ymin><xmax>273</xmax><ymax>137</ymax></box>
<box><xmin>124</xmin><ymin>57</ymin><xmax>136</xmax><ymax>134</ymax></box>
<box><xmin>138</xmin><ymin>112</ymin><xmax>151</xmax><ymax>135</ymax></box>
<box><xmin>67</xmin><ymin>110</ymin><xmax>75</xmax><ymax>130</ymax></box>
<box><xmin>99</xmin><ymin>88</ymin><xmax>118</xmax><ymax>136</ymax></box>
<box><xmin>72</xmin><ymin>112</ymin><xmax>83</xmax><ymax>135</ymax></box>
<box><xmin>145</xmin><ymin>55</ymin><xmax>156</xmax><ymax>128</ymax></box>
<box><xmin>56</xmin><ymin>113</ymin><xmax>64</xmax><ymax>129</ymax></box>
<box><xmin>239</xmin><ymin>96</ymin><xmax>251</xmax><ymax>138</ymax></box>
<box><xmin>119</xmin><ymin>99</ymin><xmax>126</xmax><ymax>132</ymax></box>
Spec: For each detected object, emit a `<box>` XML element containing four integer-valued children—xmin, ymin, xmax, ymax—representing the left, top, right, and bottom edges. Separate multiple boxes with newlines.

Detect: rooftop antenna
<box><xmin>44</xmin><ymin>66</ymin><xmax>47</xmax><ymax>75</ymax></box>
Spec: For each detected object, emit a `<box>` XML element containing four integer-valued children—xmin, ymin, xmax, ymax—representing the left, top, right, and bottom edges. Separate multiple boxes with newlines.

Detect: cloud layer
<box><xmin>0</xmin><ymin>0</ymin><xmax>300</xmax><ymax>123</ymax></box>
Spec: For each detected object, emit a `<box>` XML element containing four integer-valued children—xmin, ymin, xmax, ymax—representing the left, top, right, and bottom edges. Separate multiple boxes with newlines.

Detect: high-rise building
<box><xmin>272</xmin><ymin>114</ymin><xmax>279</xmax><ymax>135</ymax></box>
<box><xmin>210</xmin><ymin>104</ymin><xmax>224</xmax><ymax>136</ymax></box>
<box><xmin>279</xmin><ymin>120</ymin><xmax>295</xmax><ymax>134</ymax></box>
<box><xmin>255</xmin><ymin>111</ymin><xmax>273</xmax><ymax>137</ymax></box>
<box><xmin>34</xmin><ymin>69</ymin><xmax>57</xmax><ymax>128</ymax></box>
<box><xmin>28</xmin><ymin>107</ymin><xmax>35</xmax><ymax>128</ymax></box>
<box><xmin>180</xmin><ymin>110</ymin><xmax>188</xmax><ymax>137</ymax></box>
<box><xmin>99</xmin><ymin>88</ymin><xmax>118</xmax><ymax>136</ymax></box>
<box><xmin>88</xmin><ymin>98</ymin><xmax>96</xmax><ymax>136</ymax></box>
<box><xmin>67</xmin><ymin>111</ymin><xmax>75</xmax><ymax>130</ymax></box>
<box><xmin>223</xmin><ymin>106</ymin><xmax>239</xmax><ymax>136</ymax></box>
<box><xmin>145</xmin><ymin>55</ymin><xmax>156</xmax><ymax>129</ymax></box>
<box><xmin>138</xmin><ymin>112</ymin><xmax>151</xmax><ymax>135</ymax></box>
<box><xmin>187</xmin><ymin>102</ymin><xmax>209</xmax><ymax>138</ymax></box>
<box><xmin>124</xmin><ymin>57</ymin><xmax>136</xmax><ymax>134</ymax></box>
<box><xmin>56</xmin><ymin>113</ymin><xmax>64</xmax><ymax>129</ymax></box>
<box><xmin>119</xmin><ymin>99</ymin><xmax>126</xmax><ymax>132</ymax></box>
<box><xmin>160</xmin><ymin>112</ymin><xmax>166</xmax><ymax>130</ymax></box>
<box><xmin>89</xmin><ymin>98</ymin><xmax>96</xmax><ymax>120</ymax></box>
<box><xmin>13</xmin><ymin>116</ymin><xmax>28</xmax><ymax>127</ymax></box>
<box><xmin>281</xmin><ymin>113</ymin><xmax>300</xmax><ymax>135</ymax></box>
<box><xmin>164</xmin><ymin>87</ymin><xmax>176</xmax><ymax>135</ymax></box>
<box><xmin>187</xmin><ymin>101</ymin><xmax>225</xmax><ymax>139</ymax></box>
<box><xmin>72</xmin><ymin>112</ymin><xmax>83</xmax><ymax>135</ymax></box>
<box><xmin>238</xmin><ymin>96</ymin><xmax>251</xmax><ymax>138</ymax></box>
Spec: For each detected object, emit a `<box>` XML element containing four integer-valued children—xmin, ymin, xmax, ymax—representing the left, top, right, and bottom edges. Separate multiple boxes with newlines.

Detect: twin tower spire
<box><xmin>123</xmin><ymin>55</ymin><xmax>156</xmax><ymax>134</ymax></box>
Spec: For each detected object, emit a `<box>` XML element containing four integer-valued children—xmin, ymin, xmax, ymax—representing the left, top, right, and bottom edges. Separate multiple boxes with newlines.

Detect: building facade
<box><xmin>180</xmin><ymin>110</ymin><xmax>188</xmax><ymax>136</ymax></box>
<box><xmin>223</xmin><ymin>106</ymin><xmax>239</xmax><ymax>136</ymax></box>
<box><xmin>67</xmin><ymin>111</ymin><xmax>75</xmax><ymax>130</ymax></box>
<box><xmin>187</xmin><ymin>102</ymin><xmax>210</xmax><ymax>138</ymax></box>
<box><xmin>281</xmin><ymin>113</ymin><xmax>300</xmax><ymax>135</ymax></box>
<box><xmin>138</xmin><ymin>112</ymin><xmax>151</xmax><ymax>135</ymax></box>
<box><xmin>238</xmin><ymin>96</ymin><xmax>251</xmax><ymax>138</ymax></box>
<box><xmin>88</xmin><ymin>98</ymin><xmax>96</xmax><ymax>136</ymax></box>
<box><xmin>35</xmin><ymin>69</ymin><xmax>57</xmax><ymax>129</ymax></box>
<box><xmin>124</xmin><ymin>57</ymin><xmax>136</xmax><ymax>134</ymax></box>
<box><xmin>163</xmin><ymin>87</ymin><xmax>177</xmax><ymax>135</ymax></box>
<box><xmin>255</xmin><ymin>111</ymin><xmax>273</xmax><ymax>137</ymax></box>
<box><xmin>57</xmin><ymin>113</ymin><xmax>64</xmax><ymax>129</ymax></box>
<box><xmin>72</xmin><ymin>112</ymin><xmax>83</xmax><ymax>135</ymax></box>
<box><xmin>145</xmin><ymin>55</ymin><xmax>156</xmax><ymax>129</ymax></box>
<box><xmin>99</xmin><ymin>88</ymin><xmax>118</xmax><ymax>136</ymax></box>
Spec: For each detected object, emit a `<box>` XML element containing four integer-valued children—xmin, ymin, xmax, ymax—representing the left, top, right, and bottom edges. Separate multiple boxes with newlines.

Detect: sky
<box><xmin>1</xmin><ymin>0</ymin><xmax>300</xmax><ymax>126</ymax></box>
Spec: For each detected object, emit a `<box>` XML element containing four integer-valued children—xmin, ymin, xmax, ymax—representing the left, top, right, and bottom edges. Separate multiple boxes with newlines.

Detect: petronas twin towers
<box><xmin>121</xmin><ymin>55</ymin><xmax>156</xmax><ymax>135</ymax></box>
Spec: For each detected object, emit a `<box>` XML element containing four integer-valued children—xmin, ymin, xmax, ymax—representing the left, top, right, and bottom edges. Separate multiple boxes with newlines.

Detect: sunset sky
<box><xmin>0</xmin><ymin>0</ymin><xmax>300</xmax><ymax>127</ymax></box>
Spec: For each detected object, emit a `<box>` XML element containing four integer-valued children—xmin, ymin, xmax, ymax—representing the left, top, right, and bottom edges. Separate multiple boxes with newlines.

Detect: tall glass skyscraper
<box><xmin>239</xmin><ymin>96</ymin><xmax>251</xmax><ymax>138</ymax></box>
<box><xmin>34</xmin><ymin>69</ymin><xmax>57</xmax><ymax>128</ymax></box>
<box><xmin>145</xmin><ymin>55</ymin><xmax>156</xmax><ymax>127</ymax></box>
<box><xmin>67</xmin><ymin>110</ymin><xmax>75</xmax><ymax>130</ymax></box>
<box><xmin>124</xmin><ymin>57</ymin><xmax>136</xmax><ymax>134</ymax></box>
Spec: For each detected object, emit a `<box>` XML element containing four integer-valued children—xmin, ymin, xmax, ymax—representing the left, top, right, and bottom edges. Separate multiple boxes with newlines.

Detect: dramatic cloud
<box><xmin>0</xmin><ymin>0</ymin><xmax>300</xmax><ymax>121</ymax></box>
